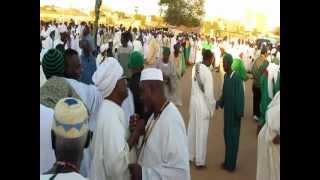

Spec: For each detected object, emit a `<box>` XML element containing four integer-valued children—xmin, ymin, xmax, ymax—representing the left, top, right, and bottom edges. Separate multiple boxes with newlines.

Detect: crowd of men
<box><xmin>40</xmin><ymin>19</ymin><xmax>280</xmax><ymax>180</ymax></box>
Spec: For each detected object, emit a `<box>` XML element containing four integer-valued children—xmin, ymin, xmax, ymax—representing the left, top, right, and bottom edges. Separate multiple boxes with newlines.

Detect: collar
<box><xmin>230</xmin><ymin>71</ymin><xmax>236</xmax><ymax>78</ymax></box>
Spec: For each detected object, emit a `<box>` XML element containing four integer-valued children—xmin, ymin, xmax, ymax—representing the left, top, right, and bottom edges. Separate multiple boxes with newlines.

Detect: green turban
<box><xmin>223</xmin><ymin>53</ymin><xmax>233</xmax><ymax>67</ymax></box>
<box><xmin>128</xmin><ymin>51</ymin><xmax>144</xmax><ymax>69</ymax></box>
<box><xmin>163</xmin><ymin>47</ymin><xmax>171</xmax><ymax>56</ymax></box>
<box><xmin>42</xmin><ymin>48</ymin><xmax>65</xmax><ymax>79</ymax></box>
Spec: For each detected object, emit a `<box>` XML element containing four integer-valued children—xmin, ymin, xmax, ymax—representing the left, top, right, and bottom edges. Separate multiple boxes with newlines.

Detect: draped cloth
<box><xmin>257</xmin><ymin>92</ymin><xmax>280</xmax><ymax>180</ymax></box>
<box><xmin>90</xmin><ymin>100</ymin><xmax>134</xmax><ymax>180</ymax></box>
<box><xmin>188</xmin><ymin>63</ymin><xmax>216</xmax><ymax>166</ymax></box>
<box><xmin>138</xmin><ymin>103</ymin><xmax>191</xmax><ymax>180</ymax></box>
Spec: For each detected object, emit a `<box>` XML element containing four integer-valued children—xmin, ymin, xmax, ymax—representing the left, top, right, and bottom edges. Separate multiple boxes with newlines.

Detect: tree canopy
<box><xmin>159</xmin><ymin>0</ymin><xmax>205</xmax><ymax>27</ymax></box>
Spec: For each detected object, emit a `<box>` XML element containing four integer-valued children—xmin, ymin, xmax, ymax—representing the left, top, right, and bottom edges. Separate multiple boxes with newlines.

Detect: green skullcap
<box><xmin>223</xmin><ymin>53</ymin><xmax>233</xmax><ymax>66</ymax></box>
<box><xmin>42</xmin><ymin>48</ymin><xmax>65</xmax><ymax>79</ymax></box>
<box><xmin>128</xmin><ymin>51</ymin><xmax>144</xmax><ymax>69</ymax></box>
<box><xmin>163</xmin><ymin>47</ymin><xmax>171</xmax><ymax>56</ymax></box>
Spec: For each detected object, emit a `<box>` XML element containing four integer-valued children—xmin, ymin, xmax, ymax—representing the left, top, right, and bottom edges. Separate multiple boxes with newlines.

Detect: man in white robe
<box><xmin>40</xmin><ymin>104</ymin><xmax>55</xmax><ymax>173</ymax></box>
<box><xmin>42</xmin><ymin>26</ymin><xmax>56</xmax><ymax>50</ymax></box>
<box><xmin>40</xmin><ymin>65</ymin><xmax>47</xmax><ymax>88</ymax></box>
<box><xmin>188</xmin><ymin>49</ymin><xmax>216</xmax><ymax>167</ymax></box>
<box><xmin>90</xmin><ymin>58</ymin><xmax>144</xmax><ymax>180</ymax></box>
<box><xmin>40</xmin><ymin>49</ymin><xmax>103</xmax><ymax>177</ymax></box>
<box><xmin>133</xmin><ymin>37</ymin><xmax>143</xmax><ymax>56</ymax></box>
<box><xmin>145</xmin><ymin>34</ymin><xmax>160</xmax><ymax>67</ymax></box>
<box><xmin>40</xmin><ymin>98</ymin><xmax>90</xmax><ymax>180</ymax></box>
<box><xmin>256</xmin><ymin>92</ymin><xmax>280</xmax><ymax>180</ymax></box>
<box><xmin>129</xmin><ymin>68</ymin><xmax>190</xmax><ymax>180</ymax></box>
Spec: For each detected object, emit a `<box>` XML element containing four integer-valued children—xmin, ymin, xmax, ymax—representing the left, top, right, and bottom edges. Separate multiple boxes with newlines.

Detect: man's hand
<box><xmin>129</xmin><ymin>114</ymin><xmax>139</xmax><ymax>133</ymax></box>
<box><xmin>135</xmin><ymin>117</ymin><xmax>146</xmax><ymax>136</ymax></box>
<box><xmin>272</xmin><ymin>135</ymin><xmax>280</xmax><ymax>145</ymax></box>
<box><xmin>129</xmin><ymin>163</ymin><xmax>142</xmax><ymax>180</ymax></box>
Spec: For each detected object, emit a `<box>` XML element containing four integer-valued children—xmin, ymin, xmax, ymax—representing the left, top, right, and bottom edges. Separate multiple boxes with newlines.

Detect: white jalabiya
<box><xmin>96</xmin><ymin>54</ymin><xmax>107</xmax><ymax>67</ymax></box>
<box><xmin>133</xmin><ymin>40</ymin><xmax>143</xmax><ymax>56</ymax></box>
<box><xmin>188</xmin><ymin>63</ymin><xmax>216</xmax><ymax>166</ymax></box>
<box><xmin>121</xmin><ymin>88</ymin><xmax>135</xmax><ymax>129</ymax></box>
<box><xmin>257</xmin><ymin>92</ymin><xmax>280</xmax><ymax>180</ymax></box>
<box><xmin>266</xmin><ymin>63</ymin><xmax>280</xmax><ymax>98</ymax></box>
<box><xmin>40</xmin><ymin>172</ymin><xmax>88</xmax><ymax>180</ymax></box>
<box><xmin>40</xmin><ymin>65</ymin><xmax>47</xmax><ymax>88</ymax></box>
<box><xmin>189</xmin><ymin>39</ymin><xmax>197</xmax><ymax>64</ymax></box>
<box><xmin>42</xmin><ymin>36</ymin><xmax>54</xmax><ymax>50</ymax></box>
<box><xmin>195</xmin><ymin>40</ymin><xmax>203</xmax><ymax>63</ymax></box>
<box><xmin>90</xmin><ymin>100</ymin><xmax>135</xmax><ymax>180</ymax></box>
<box><xmin>64</xmin><ymin>78</ymin><xmax>103</xmax><ymax>177</ymax></box>
<box><xmin>138</xmin><ymin>102</ymin><xmax>190</xmax><ymax>180</ymax></box>
<box><xmin>40</xmin><ymin>104</ymin><xmax>55</xmax><ymax>174</ymax></box>
<box><xmin>213</xmin><ymin>46</ymin><xmax>221</xmax><ymax>68</ymax></box>
<box><xmin>71</xmin><ymin>35</ymin><xmax>81</xmax><ymax>55</ymax></box>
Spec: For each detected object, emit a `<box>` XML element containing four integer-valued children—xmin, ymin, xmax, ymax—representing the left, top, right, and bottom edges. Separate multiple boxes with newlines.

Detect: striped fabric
<box><xmin>42</xmin><ymin>48</ymin><xmax>65</xmax><ymax>79</ymax></box>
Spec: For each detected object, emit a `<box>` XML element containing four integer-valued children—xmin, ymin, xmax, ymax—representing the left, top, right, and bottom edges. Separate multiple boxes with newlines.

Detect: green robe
<box><xmin>231</xmin><ymin>58</ymin><xmax>248</xmax><ymax>81</ymax></box>
<box><xmin>180</xmin><ymin>51</ymin><xmax>186</xmax><ymax>76</ymax></box>
<box><xmin>202</xmin><ymin>41</ymin><xmax>213</xmax><ymax>50</ymax></box>
<box><xmin>218</xmin><ymin>71</ymin><xmax>244</xmax><ymax>170</ymax></box>
<box><xmin>258</xmin><ymin>71</ymin><xmax>271</xmax><ymax>126</ymax></box>
<box><xmin>184</xmin><ymin>44</ymin><xmax>191</xmax><ymax>62</ymax></box>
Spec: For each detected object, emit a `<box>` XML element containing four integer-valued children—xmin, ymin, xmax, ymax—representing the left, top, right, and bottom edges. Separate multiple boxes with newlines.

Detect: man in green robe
<box><xmin>202</xmin><ymin>36</ymin><xmax>213</xmax><ymax>50</ymax></box>
<box><xmin>216</xmin><ymin>53</ymin><xmax>245</xmax><ymax>172</ymax></box>
<box><xmin>179</xmin><ymin>45</ymin><xmax>187</xmax><ymax>76</ymax></box>
<box><xmin>184</xmin><ymin>38</ymin><xmax>191</xmax><ymax>65</ymax></box>
<box><xmin>231</xmin><ymin>58</ymin><xmax>248</xmax><ymax>81</ymax></box>
<box><xmin>252</xmin><ymin>47</ymin><xmax>269</xmax><ymax>121</ymax></box>
<box><xmin>258</xmin><ymin>64</ymin><xmax>280</xmax><ymax>134</ymax></box>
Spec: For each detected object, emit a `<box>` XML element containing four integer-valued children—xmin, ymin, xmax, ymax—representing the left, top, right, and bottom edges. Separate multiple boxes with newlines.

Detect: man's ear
<box><xmin>51</xmin><ymin>130</ymin><xmax>56</xmax><ymax>150</ymax></box>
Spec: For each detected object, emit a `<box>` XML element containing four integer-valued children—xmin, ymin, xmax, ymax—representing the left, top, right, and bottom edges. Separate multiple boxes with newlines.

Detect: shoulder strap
<box><xmin>194</xmin><ymin>63</ymin><xmax>205</xmax><ymax>93</ymax></box>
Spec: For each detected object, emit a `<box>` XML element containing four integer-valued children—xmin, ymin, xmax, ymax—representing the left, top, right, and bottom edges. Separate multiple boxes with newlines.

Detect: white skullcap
<box><xmin>140</xmin><ymin>68</ymin><xmax>163</xmax><ymax>82</ymax></box>
<box><xmin>92</xmin><ymin>57</ymin><xmax>124</xmax><ymax>98</ymax></box>
<box><xmin>100</xmin><ymin>43</ymin><xmax>109</xmax><ymax>53</ymax></box>
<box><xmin>52</xmin><ymin>98</ymin><xmax>89</xmax><ymax>139</ymax></box>
<box><xmin>271</xmin><ymin>48</ymin><xmax>277</xmax><ymax>54</ymax></box>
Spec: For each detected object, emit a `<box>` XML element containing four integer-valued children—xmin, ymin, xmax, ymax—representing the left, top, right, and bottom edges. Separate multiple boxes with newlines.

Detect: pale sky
<box><xmin>40</xmin><ymin>0</ymin><xmax>280</xmax><ymax>29</ymax></box>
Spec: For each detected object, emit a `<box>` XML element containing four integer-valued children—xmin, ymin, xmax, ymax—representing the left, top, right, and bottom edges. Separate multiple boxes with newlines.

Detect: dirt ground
<box><xmin>177</xmin><ymin>65</ymin><xmax>257</xmax><ymax>180</ymax></box>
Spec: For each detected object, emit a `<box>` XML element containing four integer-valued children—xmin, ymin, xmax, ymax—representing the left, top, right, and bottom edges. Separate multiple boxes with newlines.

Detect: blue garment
<box><xmin>83</xmin><ymin>35</ymin><xmax>97</xmax><ymax>56</ymax></box>
<box><xmin>80</xmin><ymin>54</ymin><xmax>97</xmax><ymax>85</ymax></box>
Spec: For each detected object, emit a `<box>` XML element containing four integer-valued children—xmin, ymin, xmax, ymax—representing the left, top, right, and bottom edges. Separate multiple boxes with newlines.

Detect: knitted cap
<box><xmin>42</xmin><ymin>48</ymin><xmax>65</xmax><ymax>79</ymax></box>
<box><xmin>52</xmin><ymin>98</ymin><xmax>89</xmax><ymax>139</ymax></box>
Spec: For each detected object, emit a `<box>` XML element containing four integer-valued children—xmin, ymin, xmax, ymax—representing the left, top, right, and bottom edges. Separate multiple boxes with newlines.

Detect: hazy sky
<box><xmin>40</xmin><ymin>0</ymin><xmax>280</xmax><ymax>28</ymax></box>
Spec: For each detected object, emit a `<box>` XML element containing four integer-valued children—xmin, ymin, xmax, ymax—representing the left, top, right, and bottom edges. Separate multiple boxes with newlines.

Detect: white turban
<box><xmin>140</xmin><ymin>68</ymin><xmax>163</xmax><ymax>82</ymax></box>
<box><xmin>47</xmin><ymin>26</ymin><xmax>56</xmax><ymax>34</ymax></box>
<box><xmin>100</xmin><ymin>43</ymin><xmax>109</xmax><ymax>53</ymax></box>
<box><xmin>92</xmin><ymin>57</ymin><xmax>123</xmax><ymax>98</ymax></box>
<box><xmin>271</xmin><ymin>48</ymin><xmax>277</xmax><ymax>55</ymax></box>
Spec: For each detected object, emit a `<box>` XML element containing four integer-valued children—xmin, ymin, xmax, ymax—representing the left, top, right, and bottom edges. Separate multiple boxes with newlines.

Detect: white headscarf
<box><xmin>92</xmin><ymin>57</ymin><xmax>123</xmax><ymax>98</ymax></box>
<box><xmin>100</xmin><ymin>43</ymin><xmax>109</xmax><ymax>53</ymax></box>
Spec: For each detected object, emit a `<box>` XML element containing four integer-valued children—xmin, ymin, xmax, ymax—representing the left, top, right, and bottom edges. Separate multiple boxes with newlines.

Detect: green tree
<box><xmin>159</xmin><ymin>0</ymin><xmax>204</xmax><ymax>27</ymax></box>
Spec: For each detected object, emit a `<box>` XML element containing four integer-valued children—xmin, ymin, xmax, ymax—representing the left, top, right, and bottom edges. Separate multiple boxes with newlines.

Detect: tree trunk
<box><xmin>94</xmin><ymin>0</ymin><xmax>102</xmax><ymax>46</ymax></box>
